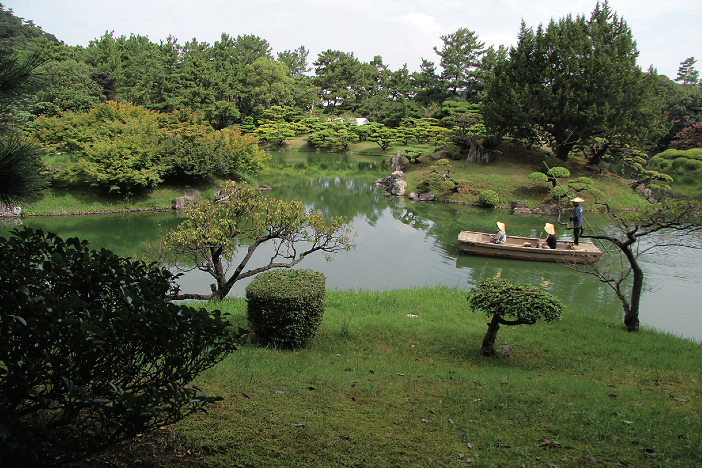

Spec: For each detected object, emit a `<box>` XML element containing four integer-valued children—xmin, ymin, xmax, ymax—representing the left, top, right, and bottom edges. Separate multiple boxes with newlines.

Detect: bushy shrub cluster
<box><xmin>443</xmin><ymin>143</ymin><xmax>462</xmax><ymax>160</ymax></box>
<box><xmin>32</xmin><ymin>102</ymin><xmax>270</xmax><ymax>194</ymax></box>
<box><xmin>416</xmin><ymin>176</ymin><xmax>437</xmax><ymax>193</ymax></box>
<box><xmin>648</xmin><ymin>148</ymin><xmax>702</xmax><ymax>174</ymax></box>
<box><xmin>478</xmin><ymin>189</ymin><xmax>499</xmax><ymax>207</ymax></box>
<box><xmin>246</xmin><ymin>269</ymin><xmax>326</xmax><ymax>348</ymax></box>
<box><xmin>0</xmin><ymin>228</ymin><xmax>240</xmax><ymax>467</ymax></box>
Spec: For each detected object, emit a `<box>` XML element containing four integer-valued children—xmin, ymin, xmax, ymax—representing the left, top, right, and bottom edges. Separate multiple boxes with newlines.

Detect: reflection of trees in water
<box><xmin>1</xmin><ymin>213</ymin><xmax>184</xmax><ymax>259</ymax></box>
<box><xmin>262</xmin><ymin>175</ymin><xmax>388</xmax><ymax>225</ymax></box>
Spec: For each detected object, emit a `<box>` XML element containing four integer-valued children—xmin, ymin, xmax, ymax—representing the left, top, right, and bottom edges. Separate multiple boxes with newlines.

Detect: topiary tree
<box><xmin>468</xmin><ymin>279</ymin><xmax>564</xmax><ymax>356</ymax></box>
<box><xmin>478</xmin><ymin>189</ymin><xmax>499</xmax><ymax>207</ymax></box>
<box><xmin>0</xmin><ymin>227</ymin><xmax>242</xmax><ymax>467</ymax></box>
<box><xmin>246</xmin><ymin>269</ymin><xmax>325</xmax><ymax>348</ymax></box>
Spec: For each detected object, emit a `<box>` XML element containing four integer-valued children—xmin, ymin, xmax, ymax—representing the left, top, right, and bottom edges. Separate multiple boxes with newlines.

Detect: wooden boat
<box><xmin>457</xmin><ymin>230</ymin><xmax>602</xmax><ymax>264</ymax></box>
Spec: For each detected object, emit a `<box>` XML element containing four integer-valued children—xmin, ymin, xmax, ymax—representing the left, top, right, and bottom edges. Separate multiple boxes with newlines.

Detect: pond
<box><xmin>3</xmin><ymin>152</ymin><xmax>700</xmax><ymax>341</ymax></box>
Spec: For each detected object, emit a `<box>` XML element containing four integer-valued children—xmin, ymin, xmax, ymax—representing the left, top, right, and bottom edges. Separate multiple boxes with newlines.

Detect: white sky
<box><xmin>6</xmin><ymin>0</ymin><xmax>701</xmax><ymax>81</ymax></box>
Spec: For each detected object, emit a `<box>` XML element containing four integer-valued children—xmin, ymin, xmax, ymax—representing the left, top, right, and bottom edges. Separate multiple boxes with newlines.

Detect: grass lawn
<box><xmin>76</xmin><ymin>287</ymin><xmax>701</xmax><ymax>468</ymax></box>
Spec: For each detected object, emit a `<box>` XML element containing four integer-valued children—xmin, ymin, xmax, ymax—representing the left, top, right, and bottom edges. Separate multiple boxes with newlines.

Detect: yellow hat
<box><xmin>496</xmin><ymin>221</ymin><xmax>506</xmax><ymax>231</ymax></box>
<box><xmin>571</xmin><ymin>197</ymin><xmax>585</xmax><ymax>203</ymax></box>
<box><xmin>544</xmin><ymin>223</ymin><xmax>555</xmax><ymax>235</ymax></box>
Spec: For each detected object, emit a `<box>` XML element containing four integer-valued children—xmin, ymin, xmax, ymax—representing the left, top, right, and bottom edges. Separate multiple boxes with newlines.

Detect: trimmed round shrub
<box><xmin>684</xmin><ymin>159</ymin><xmax>702</xmax><ymax>171</ymax></box>
<box><xmin>246</xmin><ymin>269</ymin><xmax>326</xmax><ymax>348</ymax></box>
<box><xmin>550</xmin><ymin>185</ymin><xmax>569</xmax><ymax>198</ymax></box>
<box><xmin>547</xmin><ymin>166</ymin><xmax>571</xmax><ymax>179</ymax></box>
<box><xmin>416</xmin><ymin>177</ymin><xmax>436</xmax><ymax>193</ymax></box>
<box><xmin>528</xmin><ymin>172</ymin><xmax>549</xmax><ymax>183</ymax></box>
<box><xmin>576</xmin><ymin>177</ymin><xmax>593</xmax><ymax>185</ymax></box>
<box><xmin>443</xmin><ymin>143</ymin><xmax>462</xmax><ymax>160</ymax></box>
<box><xmin>671</xmin><ymin>157</ymin><xmax>689</xmax><ymax>170</ymax></box>
<box><xmin>478</xmin><ymin>189</ymin><xmax>499</xmax><ymax>207</ymax></box>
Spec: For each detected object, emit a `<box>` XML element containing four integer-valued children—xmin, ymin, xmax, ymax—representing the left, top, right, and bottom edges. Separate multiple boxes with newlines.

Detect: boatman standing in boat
<box><xmin>570</xmin><ymin>197</ymin><xmax>584</xmax><ymax>246</ymax></box>
<box><xmin>490</xmin><ymin>221</ymin><xmax>506</xmax><ymax>244</ymax></box>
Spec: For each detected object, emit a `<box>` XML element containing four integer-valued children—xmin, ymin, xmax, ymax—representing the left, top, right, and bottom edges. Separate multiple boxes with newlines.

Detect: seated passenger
<box><xmin>490</xmin><ymin>221</ymin><xmax>506</xmax><ymax>244</ymax></box>
<box><xmin>538</xmin><ymin>223</ymin><xmax>557</xmax><ymax>249</ymax></box>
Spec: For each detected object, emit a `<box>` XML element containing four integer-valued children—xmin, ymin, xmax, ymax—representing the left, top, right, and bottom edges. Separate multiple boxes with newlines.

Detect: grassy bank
<box><xmin>77</xmin><ymin>287</ymin><xmax>701</xmax><ymax>468</ymax></box>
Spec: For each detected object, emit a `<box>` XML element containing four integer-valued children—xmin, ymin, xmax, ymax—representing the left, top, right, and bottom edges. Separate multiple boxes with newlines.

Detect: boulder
<box><xmin>511</xmin><ymin>200</ymin><xmax>526</xmax><ymax>209</ymax></box>
<box><xmin>418</xmin><ymin>192</ymin><xmax>435</xmax><ymax>201</ymax></box>
<box><xmin>377</xmin><ymin>170</ymin><xmax>407</xmax><ymax>196</ymax></box>
<box><xmin>182</xmin><ymin>188</ymin><xmax>202</xmax><ymax>198</ymax></box>
<box><xmin>537</xmin><ymin>204</ymin><xmax>561</xmax><ymax>215</ymax></box>
<box><xmin>172</xmin><ymin>195</ymin><xmax>195</xmax><ymax>210</ymax></box>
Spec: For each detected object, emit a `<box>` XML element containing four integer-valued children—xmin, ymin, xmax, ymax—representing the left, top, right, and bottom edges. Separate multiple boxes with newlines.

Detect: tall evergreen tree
<box><xmin>675</xmin><ymin>57</ymin><xmax>700</xmax><ymax>85</ymax></box>
<box><xmin>0</xmin><ymin>51</ymin><xmax>48</xmax><ymax>204</ymax></box>
<box><xmin>433</xmin><ymin>28</ymin><xmax>485</xmax><ymax>95</ymax></box>
<box><xmin>482</xmin><ymin>2</ymin><xmax>665</xmax><ymax>161</ymax></box>
<box><xmin>277</xmin><ymin>46</ymin><xmax>310</xmax><ymax>77</ymax></box>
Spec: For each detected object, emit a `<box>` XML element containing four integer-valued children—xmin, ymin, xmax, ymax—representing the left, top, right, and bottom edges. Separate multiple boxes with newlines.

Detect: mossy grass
<box><xmin>77</xmin><ymin>287</ymin><xmax>701</xmax><ymax>467</ymax></box>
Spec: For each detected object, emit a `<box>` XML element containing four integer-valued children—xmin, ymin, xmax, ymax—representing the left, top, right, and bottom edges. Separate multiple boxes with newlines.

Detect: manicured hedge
<box><xmin>245</xmin><ymin>269</ymin><xmax>326</xmax><ymax>348</ymax></box>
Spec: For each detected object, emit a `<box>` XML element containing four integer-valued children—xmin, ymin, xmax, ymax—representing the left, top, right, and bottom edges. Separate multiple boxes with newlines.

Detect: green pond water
<box><xmin>2</xmin><ymin>152</ymin><xmax>700</xmax><ymax>341</ymax></box>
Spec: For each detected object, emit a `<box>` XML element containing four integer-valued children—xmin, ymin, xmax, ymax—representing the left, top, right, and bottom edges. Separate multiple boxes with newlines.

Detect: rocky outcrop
<box><xmin>172</xmin><ymin>188</ymin><xmax>203</xmax><ymax>210</ymax></box>
<box><xmin>511</xmin><ymin>203</ymin><xmax>566</xmax><ymax>215</ymax></box>
<box><xmin>375</xmin><ymin>171</ymin><xmax>407</xmax><ymax>196</ymax></box>
<box><xmin>0</xmin><ymin>203</ymin><xmax>21</xmax><ymax>217</ymax></box>
<box><xmin>408</xmin><ymin>191</ymin><xmax>435</xmax><ymax>201</ymax></box>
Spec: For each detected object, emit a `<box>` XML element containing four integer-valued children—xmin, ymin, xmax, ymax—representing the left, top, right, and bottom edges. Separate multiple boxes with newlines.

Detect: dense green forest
<box><xmin>1</xmin><ymin>3</ymin><xmax>702</xmax><ymax>201</ymax></box>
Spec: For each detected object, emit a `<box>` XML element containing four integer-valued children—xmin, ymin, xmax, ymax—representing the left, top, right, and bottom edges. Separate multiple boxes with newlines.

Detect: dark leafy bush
<box><xmin>246</xmin><ymin>269</ymin><xmax>326</xmax><ymax>348</ymax></box>
<box><xmin>468</xmin><ymin>279</ymin><xmax>564</xmax><ymax>356</ymax></box>
<box><xmin>443</xmin><ymin>143</ymin><xmax>462</xmax><ymax>160</ymax></box>
<box><xmin>416</xmin><ymin>176</ymin><xmax>437</xmax><ymax>193</ymax></box>
<box><xmin>478</xmin><ymin>189</ymin><xmax>499</xmax><ymax>207</ymax></box>
<box><xmin>0</xmin><ymin>228</ymin><xmax>240</xmax><ymax>467</ymax></box>
<box><xmin>481</xmin><ymin>133</ymin><xmax>502</xmax><ymax>148</ymax></box>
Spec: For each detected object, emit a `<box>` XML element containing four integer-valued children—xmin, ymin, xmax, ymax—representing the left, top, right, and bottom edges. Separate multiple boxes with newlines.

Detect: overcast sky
<box><xmin>7</xmin><ymin>0</ymin><xmax>701</xmax><ymax>81</ymax></box>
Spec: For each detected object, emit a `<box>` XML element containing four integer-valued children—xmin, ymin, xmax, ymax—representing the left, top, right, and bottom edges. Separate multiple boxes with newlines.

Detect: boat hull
<box><xmin>457</xmin><ymin>231</ymin><xmax>602</xmax><ymax>264</ymax></box>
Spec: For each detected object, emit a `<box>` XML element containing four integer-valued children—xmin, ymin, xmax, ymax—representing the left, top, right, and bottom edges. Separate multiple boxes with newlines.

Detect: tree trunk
<box><xmin>554</xmin><ymin>142</ymin><xmax>574</xmax><ymax>161</ymax></box>
<box><xmin>481</xmin><ymin>314</ymin><xmax>501</xmax><ymax>356</ymax></box>
<box><xmin>466</xmin><ymin>139</ymin><xmax>479</xmax><ymax>162</ymax></box>
<box><xmin>624</xmin><ymin>258</ymin><xmax>644</xmax><ymax>332</ymax></box>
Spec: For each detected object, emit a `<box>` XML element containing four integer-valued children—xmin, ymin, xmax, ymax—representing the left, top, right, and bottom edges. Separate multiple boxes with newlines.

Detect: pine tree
<box><xmin>0</xmin><ymin>51</ymin><xmax>48</xmax><ymax>204</ymax></box>
<box><xmin>675</xmin><ymin>57</ymin><xmax>700</xmax><ymax>85</ymax></box>
<box><xmin>482</xmin><ymin>2</ymin><xmax>665</xmax><ymax>161</ymax></box>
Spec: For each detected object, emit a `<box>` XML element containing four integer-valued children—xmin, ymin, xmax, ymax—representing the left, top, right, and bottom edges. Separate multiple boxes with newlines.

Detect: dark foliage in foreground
<box><xmin>0</xmin><ymin>228</ymin><xmax>241</xmax><ymax>467</ymax></box>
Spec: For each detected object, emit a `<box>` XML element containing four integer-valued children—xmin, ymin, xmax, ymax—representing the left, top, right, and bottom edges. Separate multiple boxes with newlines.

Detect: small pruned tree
<box><xmin>468</xmin><ymin>279</ymin><xmax>564</xmax><ymax>356</ymax></box>
<box><xmin>158</xmin><ymin>182</ymin><xmax>356</xmax><ymax>301</ymax></box>
<box><xmin>0</xmin><ymin>228</ymin><xmax>241</xmax><ymax>467</ymax></box>
<box><xmin>571</xmin><ymin>194</ymin><xmax>702</xmax><ymax>332</ymax></box>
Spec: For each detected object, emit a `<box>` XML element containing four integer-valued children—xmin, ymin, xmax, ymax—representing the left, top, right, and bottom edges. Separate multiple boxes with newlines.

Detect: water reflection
<box><xmin>2</xmin><ymin>152</ymin><xmax>699</xmax><ymax>341</ymax></box>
